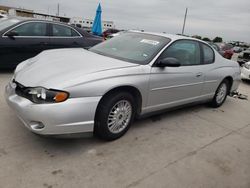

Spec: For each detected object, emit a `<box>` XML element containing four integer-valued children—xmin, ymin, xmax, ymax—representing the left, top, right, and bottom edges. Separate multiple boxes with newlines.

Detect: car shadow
<box><xmin>0</xmin><ymin>69</ymin><xmax>14</xmax><ymax>74</ymax></box>
<box><xmin>25</xmin><ymin>102</ymin><xmax>206</xmax><ymax>155</ymax></box>
<box><xmin>133</xmin><ymin>103</ymin><xmax>206</xmax><ymax>128</ymax></box>
<box><xmin>242</xmin><ymin>79</ymin><xmax>250</xmax><ymax>85</ymax></box>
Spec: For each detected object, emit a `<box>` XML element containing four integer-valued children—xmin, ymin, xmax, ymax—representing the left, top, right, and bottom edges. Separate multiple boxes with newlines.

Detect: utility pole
<box><xmin>182</xmin><ymin>8</ymin><xmax>188</xmax><ymax>35</ymax></box>
<box><xmin>57</xmin><ymin>3</ymin><xmax>60</xmax><ymax>16</ymax></box>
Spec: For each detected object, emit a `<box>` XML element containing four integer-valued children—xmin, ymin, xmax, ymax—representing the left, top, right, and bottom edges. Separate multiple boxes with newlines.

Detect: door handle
<box><xmin>196</xmin><ymin>72</ymin><xmax>203</xmax><ymax>77</ymax></box>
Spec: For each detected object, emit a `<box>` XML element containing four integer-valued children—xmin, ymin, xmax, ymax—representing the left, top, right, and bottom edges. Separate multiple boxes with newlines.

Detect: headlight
<box><xmin>244</xmin><ymin>63</ymin><xmax>250</xmax><ymax>70</ymax></box>
<box><xmin>27</xmin><ymin>87</ymin><xmax>69</xmax><ymax>104</ymax></box>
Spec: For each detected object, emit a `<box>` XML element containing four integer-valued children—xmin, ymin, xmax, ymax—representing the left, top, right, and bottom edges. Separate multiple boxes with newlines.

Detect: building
<box><xmin>70</xmin><ymin>17</ymin><xmax>115</xmax><ymax>31</ymax></box>
<box><xmin>0</xmin><ymin>5</ymin><xmax>70</xmax><ymax>23</ymax></box>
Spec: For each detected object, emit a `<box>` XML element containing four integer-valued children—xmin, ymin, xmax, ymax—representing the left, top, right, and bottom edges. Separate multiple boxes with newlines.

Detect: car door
<box><xmin>48</xmin><ymin>23</ymin><xmax>83</xmax><ymax>49</ymax></box>
<box><xmin>0</xmin><ymin>21</ymin><xmax>49</xmax><ymax>69</ymax></box>
<box><xmin>199</xmin><ymin>43</ymin><xmax>219</xmax><ymax>96</ymax></box>
<box><xmin>146</xmin><ymin>40</ymin><xmax>205</xmax><ymax>112</ymax></box>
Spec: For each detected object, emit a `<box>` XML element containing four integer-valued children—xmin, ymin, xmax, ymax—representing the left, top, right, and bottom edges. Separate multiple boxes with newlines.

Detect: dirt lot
<box><xmin>0</xmin><ymin>71</ymin><xmax>250</xmax><ymax>188</ymax></box>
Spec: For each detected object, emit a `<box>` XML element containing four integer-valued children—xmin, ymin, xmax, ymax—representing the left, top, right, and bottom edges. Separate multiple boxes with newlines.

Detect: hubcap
<box><xmin>216</xmin><ymin>83</ymin><xmax>227</xmax><ymax>104</ymax></box>
<box><xmin>107</xmin><ymin>100</ymin><xmax>132</xmax><ymax>134</ymax></box>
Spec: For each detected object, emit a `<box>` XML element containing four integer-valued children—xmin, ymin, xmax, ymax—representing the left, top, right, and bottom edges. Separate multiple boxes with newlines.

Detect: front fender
<box><xmin>65</xmin><ymin>65</ymin><xmax>151</xmax><ymax>108</ymax></box>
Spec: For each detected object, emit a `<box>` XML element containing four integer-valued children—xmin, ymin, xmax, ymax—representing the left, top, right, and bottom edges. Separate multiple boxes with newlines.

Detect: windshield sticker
<box><xmin>140</xmin><ymin>39</ymin><xmax>160</xmax><ymax>46</ymax></box>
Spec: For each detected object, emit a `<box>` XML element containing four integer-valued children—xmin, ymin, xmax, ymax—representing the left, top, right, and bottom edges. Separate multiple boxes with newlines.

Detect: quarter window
<box><xmin>202</xmin><ymin>44</ymin><xmax>214</xmax><ymax>64</ymax></box>
<box><xmin>8</xmin><ymin>22</ymin><xmax>47</xmax><ymax>36</ymax></box>
<box><xmin>158</xmin><ymin>40</ymin><xmax>201</xmax><ymax>66</ymax></box>
<box><xmin>52</xmin><ymin>24</ymin><xmax>80</xmax><ymax>37</ymax></box>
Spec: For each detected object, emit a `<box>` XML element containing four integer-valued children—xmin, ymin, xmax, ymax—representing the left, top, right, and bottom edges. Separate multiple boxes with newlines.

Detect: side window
<box><xmin>158</xmin><ymin>40</ymin><xmax>201</xmax><ymax>66</ymax></box>
<box><xmin>202</xmin><ymin>44</ymin><xmax>215</xmax><ymax>64</ymax></box>
<box><xmin>9</xmin><ymin>22</ymin><xmax>47</xmax><ymax>36</ymax></box>
<box><xmin>71</xmin><ymin>29</ymin><xmax>80</xmax><ymax>37</ymax></box>
<box><xmin>52</xmin><ymin>24</ymin><xmax>80</xmax><ymax>37</ymax></box>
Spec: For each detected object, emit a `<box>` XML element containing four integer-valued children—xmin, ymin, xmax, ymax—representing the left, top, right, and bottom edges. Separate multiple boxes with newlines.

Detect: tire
<box><xmin>210</xmin><ymin>79</ymin><xmax>230</xmax><ymax>108</ymax></box>
<box><xmin>94</xmin><ymin>92</ymin><xmax>136</xmax><ymax>141</ymax></box>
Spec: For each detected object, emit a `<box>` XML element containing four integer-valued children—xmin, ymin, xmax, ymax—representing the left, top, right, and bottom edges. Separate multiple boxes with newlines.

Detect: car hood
<box><xmin>15</xmin><ymin>48</ymin><xmax>139</xmax><ymax>88</ymax></box>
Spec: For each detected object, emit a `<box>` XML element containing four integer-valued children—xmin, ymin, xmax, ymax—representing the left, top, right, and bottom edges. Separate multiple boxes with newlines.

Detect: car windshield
<box><xmin>89</xmin><ymin>32</ymin><xmax>171</xmax><ymax>65</ymax></box>
<box><xmin>0</xmin><ymin>18</ymin><xmax>21</xmax><ymax>31</ymax></box>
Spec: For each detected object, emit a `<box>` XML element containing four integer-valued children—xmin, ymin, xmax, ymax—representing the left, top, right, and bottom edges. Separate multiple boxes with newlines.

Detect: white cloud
<box><xmin>1</xmin><ymin>0</ymin><xmax>250</xmax><ymax>42</ymax></box>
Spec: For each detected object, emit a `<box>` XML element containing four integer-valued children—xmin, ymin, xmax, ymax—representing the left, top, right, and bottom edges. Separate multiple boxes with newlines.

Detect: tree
<box><xmin>213</xmin><ymin>37</ymin><xmax>223</xmax><ymax>43</ymax></box>
<box><xmin>192</xmin><ymin>35</ymin><xmax>202</xmax><ymax>40</ymax></box>
<box><xmin>202</xmin><ymin>37</ymin><xmax>211</xmax><ymax>42</ymax></box>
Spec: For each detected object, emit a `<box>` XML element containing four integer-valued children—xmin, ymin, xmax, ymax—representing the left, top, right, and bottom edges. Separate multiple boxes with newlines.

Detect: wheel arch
<box><xmin>95</xmin><ymin>85</ymin><xmax>143</xmax><ymax>119</ymax></box>
<box><xmin>223</xmin><ymin>76</ymin><xmax>233</xmax><ymax>94</ymax></box>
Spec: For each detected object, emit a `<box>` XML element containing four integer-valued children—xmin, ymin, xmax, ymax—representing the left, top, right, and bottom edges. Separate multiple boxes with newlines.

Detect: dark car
<box><xmin>215</xmin><ymin>43</ymin><xmax>234</xmax><ymax>59</ymax></box>
<box><xmin>0</xmin><ymin>18</ymin><xmax>103</xmax><ymax>69</ymax></box>
<box><xmin>237</xmin><ymin>49</ymin><xmax>250</xmax><ymax>66</ymax></box>
<box><xmin>103</xmin><ymin>28</ymin><xmax>121</xmax><ymax>38</ymax></box>
<box><xmin>233</xmin><ymin>46</ymin><xmax>243</xmax><ymax>53</ymax></box>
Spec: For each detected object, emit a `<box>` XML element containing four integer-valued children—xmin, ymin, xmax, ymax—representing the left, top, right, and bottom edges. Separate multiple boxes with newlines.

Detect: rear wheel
<box><xmin>210</xmin><ymin>80</ymin><xmax>229</xmax><ymax>108</ymax></box>
<box><xmin>94</xmin><ymin>92</ymin><xmax>136</xmax><ymax>141</ymax></box>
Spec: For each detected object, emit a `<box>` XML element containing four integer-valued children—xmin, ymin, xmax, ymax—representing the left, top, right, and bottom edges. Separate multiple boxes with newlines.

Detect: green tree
<box><xmin>202</xmin><ymin>37</ymin><xmax>211</xmax><ymax>42</ymax></box>
<box><xmin>192</xmin><ymin>35</ymin><xmax>202</xmax><ymax>40</ymax></box>
<box><xmin>213</xmin><ymin>37</ymin><xmax>223</xmax><ymax>43</ymax></box>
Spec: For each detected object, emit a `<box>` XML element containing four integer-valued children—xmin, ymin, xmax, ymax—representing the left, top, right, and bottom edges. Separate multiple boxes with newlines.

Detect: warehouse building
<box><xmin>70</xmin><ymin>17</ymin><xmax>115</xmax><ymax>31</ymax></box>
<box><xmin>0</xmin><ymin>5</ymin><xmax>70</xmax><ymax>23</ymax></box>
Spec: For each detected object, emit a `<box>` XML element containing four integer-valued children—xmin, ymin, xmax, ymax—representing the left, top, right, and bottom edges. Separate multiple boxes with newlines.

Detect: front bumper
<box><xmin>5</xmin><ymin>82</ymin><xmax>101</xmax><ymax>135</ymax></box>
<box><xmin>241</xmin><ymin>67</ymin><xmax>250</xmax><ymax>80</ymax></box>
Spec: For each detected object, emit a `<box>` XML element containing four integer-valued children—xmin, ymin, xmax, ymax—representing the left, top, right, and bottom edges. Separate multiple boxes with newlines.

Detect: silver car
<box><xmin>5</xmin><ymin>32</ymin><xmax>241</xmax><ymax>140</ymax></box>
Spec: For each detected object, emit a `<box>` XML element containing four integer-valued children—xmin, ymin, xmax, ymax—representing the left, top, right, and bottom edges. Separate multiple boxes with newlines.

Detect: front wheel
<box><xmin>210</xmin><ymin>80</ymin><xmax>229</xmax><ymax>108</ymax></box>
<box><xmin>94</xmin><ymin>92</ymin><xmax>136</xmax><ymax>141</ymax></box>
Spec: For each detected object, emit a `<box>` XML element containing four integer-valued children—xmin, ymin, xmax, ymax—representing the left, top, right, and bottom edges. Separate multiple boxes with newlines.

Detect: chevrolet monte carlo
<box><xmin>5</xmin><ymin>32</ymin><xmax>241</xmax><ymax>140</ymax></box>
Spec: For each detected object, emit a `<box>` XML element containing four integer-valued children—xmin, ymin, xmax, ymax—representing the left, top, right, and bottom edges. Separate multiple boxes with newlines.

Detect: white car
<box><xmin>241</xmin><ymin>62</ymin><xmax>250</xmax><ymax>80</ymax></box>
<box><xmin>5</xmin><ymin>32</ymin><xmax>241</xmax><ymax>140</ymax></box>
<box><xmin>0</xmin><ymin>13</ymin><xmax>7</xmax><ymax>19</ymax></box>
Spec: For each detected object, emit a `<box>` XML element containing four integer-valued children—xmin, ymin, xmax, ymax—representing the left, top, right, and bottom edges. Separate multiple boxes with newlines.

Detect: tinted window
<box><xmin>202</xmin><ymin>44</ymin><xmax>214</xmax><ymax>64</ymax></box>
<box><xmin>52</xmin><ymin>24</ymin><xmax>80</xmax><ymax>37</ymax></box>
<box><xmin>71</xmin><ymin>29</ymin><xmax>80</xmax><ymax>36</ymax></box>
<box><xmin>158</xmin><ymin>40</ymin><xmax>201</xmax><ymax>66</ymax></box>
<box><xmin>10</xmin><ymin>22</ymin><xmax>47</xmax><ymax>36</ymax></box>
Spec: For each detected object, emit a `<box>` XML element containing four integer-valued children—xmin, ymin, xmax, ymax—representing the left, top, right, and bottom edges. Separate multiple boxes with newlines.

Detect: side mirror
<box><xmin>5</xmin><ymin>31</ymin><xmax>18</xmax><ymax>39</ymax></box>
<box><xmin>157</xmin><ymin>57</ymin><xmax>181</xmax><ymax>67</ymax></box>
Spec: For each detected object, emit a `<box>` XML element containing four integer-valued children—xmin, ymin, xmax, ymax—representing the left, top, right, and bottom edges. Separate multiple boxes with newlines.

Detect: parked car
<box><xmin>215</xmin><ymin>43</ymin><xmax>234</xmax><ymax>59</ymax></box>
<box><xmin>5</xmin><ymin>32</ymin><xmax>240</xmax><ymax>140</ymax></box>
<box><xmin>0</xmin><ymin>18</ymin><xmax>103</xmax><ymax>69</ymax></box>
<box><xmin>241</xmin><ymin>61</ymin><xmax>250</xmax><ymax>80</ymax></box>
<box><xmin>105</xmin><ymin>31</ymin><xmax>126</xmax><ymax>40</ymax></box>
<box><xmin>238</xmin><ymin>49</ymin><xmax>250</xmax><ymax>66</ymax></box>
<box><xmin>233</xmin><ymin>46</ymin><xmax>243</xmax><ymax>53</ymax></box>
<box><xmin>0</xmin><ymin>13</ymin><xmax>7</xmax><ymax>19</ymax></box>
<box><xmin>103</xmin><ymin>28</ymin><xmax>121</xmax><ymax>38</ymax></box>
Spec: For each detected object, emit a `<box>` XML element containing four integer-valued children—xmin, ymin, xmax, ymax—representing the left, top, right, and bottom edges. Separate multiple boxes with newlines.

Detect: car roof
<box><xmin>2</xmin><ymin>17</ymin><xmax>71</xmax><ymax>26</ymax></box>
<box><xmin>129</xmin><ymin>30</ymin><xmax>205</xmax><ymax>43</ymax></box>
<box><xmin>20</xmin><ymin>18</ymin><xmax>70</xmax><ymax>25</ymax></box>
